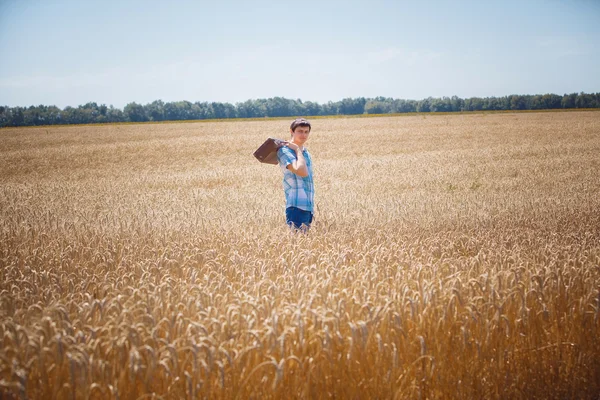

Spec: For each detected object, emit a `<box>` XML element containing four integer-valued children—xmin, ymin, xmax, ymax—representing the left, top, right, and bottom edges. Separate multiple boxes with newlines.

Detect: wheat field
<box><xmin>1</xmin><ymin>111</ymin><xmax>599</xmax><ymax>399</ymax></box>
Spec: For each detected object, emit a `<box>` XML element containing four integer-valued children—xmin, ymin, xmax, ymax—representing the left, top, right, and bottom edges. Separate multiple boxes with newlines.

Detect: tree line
<box><xmin>1</xmin><ymin>92</ymin><xmax>599</xmax><ymax>128</ymax></box>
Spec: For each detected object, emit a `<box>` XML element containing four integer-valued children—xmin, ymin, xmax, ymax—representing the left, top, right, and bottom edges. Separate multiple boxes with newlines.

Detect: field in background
<box><xmin>1</xmin><ymin>111</ymin><xmax>599</xmax><ymax>398</ymax></box>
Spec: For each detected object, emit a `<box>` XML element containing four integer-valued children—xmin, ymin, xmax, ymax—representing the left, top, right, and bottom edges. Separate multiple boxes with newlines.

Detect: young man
<box><xmin>277</xmin><ymin>118</ymin><xmax>314</xmax><ymax>231</ymax></box>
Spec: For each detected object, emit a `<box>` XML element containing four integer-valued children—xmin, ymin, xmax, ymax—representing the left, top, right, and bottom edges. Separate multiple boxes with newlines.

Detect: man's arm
<box><xmin>284</xmin><ymin>142</ymin><xmax>308</xmax><ymax>177</ymax></box>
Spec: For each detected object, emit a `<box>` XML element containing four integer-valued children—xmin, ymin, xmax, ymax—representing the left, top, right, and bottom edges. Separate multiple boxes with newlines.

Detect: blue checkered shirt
<box><xmin>277</xmin><ymin>146</ymin><xmax>314</xmax><ymax>213</ymax></box>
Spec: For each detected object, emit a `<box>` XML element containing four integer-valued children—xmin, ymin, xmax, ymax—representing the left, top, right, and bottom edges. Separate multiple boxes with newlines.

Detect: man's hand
<box><xmin>284</xmin><ymin>141</ymin><xmax>300</xmax><ymax>152</ymax></box>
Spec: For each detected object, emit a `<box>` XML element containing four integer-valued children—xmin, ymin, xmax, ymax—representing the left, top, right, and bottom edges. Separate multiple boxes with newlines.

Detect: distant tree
<box><xmin>417</xmin><ymin>97</ymin><xmax>434</xmax><ymax>112</ymax></box>
<box><xmin>210</xmin><ymin>102</ymin><xmax>236</xmax><ymax>119</ymax></box>
<box><xmin>202</xmin><ymin>102</ymin><xmax>215</xmax><ymax>119</ymax></box>
<box><xmin>365</xmin><ymin>100</ymin><xmax>391</xmax><ymax>114</ymax></box>
<box><xmin>430</xmin><ymin>97</ymin><xmax>452</xmax><ymax>112</ymax></box>
<box><xmin>561</xmin><ymin>93</ymin><xmax>577</xmax><ymax>109</ymax></box>
<box><xmin>265</xmin><ymin>97</ymin><xmax>297</xmax><ymax>117</ymax></box>
<box><xmin>317</xmin><ymin>101</ymin><xmax>332</xmax><ymax>116</ymax></box>
<box><xmin>179</xmin><ymin>101</ymin><xmax>194</xmax><ymax>120</ymax></box>
<box><xmin>417</xmin><ymin>97</ymin><xmax>432</xmax><ymax>112</ymax></box>
<box><xmin>509</xmin><ymin>95</ymin><xmax>527</xmax><ymax>110</ymax></box>
<box><xmin>124</xmin><ymin>102</ymin><xmax>148</xmax><ymax>122</ymax></box>
<box><xmin>593</xmin><ymin>93</ymin><xmax>600</xmax><ymax>108</ymax></box>
<box><xmin>106</xmin><ymin>106</ymin><xmax>125</xmax><ymax>123</ymax></box>
<box><xmin>530</xmin><ymin>95</ymin><xmax>543</xmax><ymax>110</ymax></box>
<box><xmin>450</xmin><ymin>96</ymin><xmax>463</xmax><ymax>112</ymax></box>
<box><xmin>236</xmin><ymin>100</ymin><xmax>262</xmax><ymax>118</ymax></box>
<box><xmin>163</xmin><ymin>101</ymin><xmax>193</xmax><ymax>120</ymax></box>
<box><xmin>0</xmin><ymin>106</ymin><xmax>8</xmax><ymax>127</ymax></box>
<box><xmin>472</xmin><ymin>97</ymin><xmax>485</xmax><ymax>111</ymax></box>
<box><xmin>301</xmin><ymin>101</ymin><xmax>321</xmax><ymax>116</ymax></box>
<box><xmin>337</xmin><ymin>97</ymin><xmax>366</xmax><ymax>115</ymax></box>
<box><xmin>146</xmin><ymin>100</ymin><xmax>165</xmax><ymax>121</ymax></box>
<box><xmin>11</xmin><ymin>107</ymin><xmax>25</xmax><ymax>126</ymax></box>
<box><xmin>539</xmin><ymin>94</ymin><xmax>562</xmax><ymax>109</ymax></box>
<box><xmin>189</xmin><ymin>103</ymin><xmax>203</xmax><ymax>119</ymax></box>
<box><xmin>23</xmin><ymin>105</ymin><xmax>41</xmax><ymax>125</ymax></box>
<box><xmin>222</xmin><ymin>103</ymin><xmax>237</xmax><ymax>118</ymax></box>
<box><xmin>483</xmin><ymin>97</ymin><xmax>504</xmax><ymax>111</ymax></box>
<box><xmin>62</xmin><ymin>106</ymin><xmax>85</xmax><ymax>124</ymax></box>
<box><xmin>575</xmin><ymin>92</ymin><xmax>594</xmax><ymax>108</ymax></box>
<box><xmin>4</xmin><ymin>92</ymin><xmax>600</xmax><ymax>128</ymax></box>
<box><xmin>211</xmin><ymin>102</ymin><xmax>227</xmax><ymax>119</ymax></box>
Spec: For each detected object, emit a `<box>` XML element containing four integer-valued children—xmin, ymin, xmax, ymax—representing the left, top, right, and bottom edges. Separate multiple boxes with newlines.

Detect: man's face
<box><xmin>291</xmin><ymin>126</ymin><xmax>310</xmax><ymax>145</ymax></box>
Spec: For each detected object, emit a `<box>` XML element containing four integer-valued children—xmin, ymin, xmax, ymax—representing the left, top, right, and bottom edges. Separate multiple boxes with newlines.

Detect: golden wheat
<box><xmin>1</xmin><ymin>111</ymin><xmax>599</xmax><ymax>399</ymax></box>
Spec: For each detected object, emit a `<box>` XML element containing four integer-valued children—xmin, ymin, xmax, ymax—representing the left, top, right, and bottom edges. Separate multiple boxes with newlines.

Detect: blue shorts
<box><xmin>286</xmin><ymin>207</ymin><xmax>313</xmax><ymax>230</ymax></box>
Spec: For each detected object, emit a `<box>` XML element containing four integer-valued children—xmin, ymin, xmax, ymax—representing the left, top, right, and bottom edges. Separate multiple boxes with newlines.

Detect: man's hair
<box><xmin>290</xmin><ymin>118</ymin><xmax>311</xmax><ymax>132</ymax></box>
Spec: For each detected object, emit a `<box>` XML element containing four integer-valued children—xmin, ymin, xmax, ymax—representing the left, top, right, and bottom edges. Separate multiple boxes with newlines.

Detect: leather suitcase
<box><xmin>253</xmin><ymin>137</ymin><xmax>285</xmax><ymax>165</ymax></box>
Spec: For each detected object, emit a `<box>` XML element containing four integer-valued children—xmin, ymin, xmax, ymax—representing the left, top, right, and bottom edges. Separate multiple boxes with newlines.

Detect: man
<box><xmin>277</xmin><ymin>118</ymin><xmax>315</xmax><ymax>231</ymax></box>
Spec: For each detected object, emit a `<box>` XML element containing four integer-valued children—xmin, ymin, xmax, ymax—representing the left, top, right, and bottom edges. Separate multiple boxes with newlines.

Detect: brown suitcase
<box><xmin>253</xmin><ymin>137</ymin><xmax>285</xmax><ymax>165</ymax></box>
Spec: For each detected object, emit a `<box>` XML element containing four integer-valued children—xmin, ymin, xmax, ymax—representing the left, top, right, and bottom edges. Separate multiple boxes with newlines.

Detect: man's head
<box><xmin>290</xmin><ymin>118</ymin><xmax>311</xmax><ymax>133</ymax></box>
<box><xmin>290</xmin><ymin>118</ymin><xmax>311</xmax><ymax>145</ymax></box>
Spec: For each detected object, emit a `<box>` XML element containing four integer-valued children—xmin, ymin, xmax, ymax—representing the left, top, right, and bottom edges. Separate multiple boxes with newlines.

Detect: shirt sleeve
<box><xmin>277</xmin><ymin>147</ymin><xmax>296</xmax><ymax>172</ymax></box>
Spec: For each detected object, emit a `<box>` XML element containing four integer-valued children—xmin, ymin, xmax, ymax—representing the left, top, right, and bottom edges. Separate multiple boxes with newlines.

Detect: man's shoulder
<box><xmin>278</xmin><ymin>147</ymin><xmax>295</xmax><ymax>171</ymax></box>
<box><xmin>278</xmin><ymin>146</ymin><xmax>296</xmax><ymax>159</ymax></box>
<box><xmin>278</xmin><ymin>146</ymin><xmax>292</xmax><ymax>154</ymax></box>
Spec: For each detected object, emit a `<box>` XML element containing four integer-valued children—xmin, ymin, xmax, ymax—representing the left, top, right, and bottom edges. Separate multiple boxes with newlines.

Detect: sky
<box><xmin>0</xmin><ymin>0</ymin><xmax>599</xmax><ymax>108</ymax></box>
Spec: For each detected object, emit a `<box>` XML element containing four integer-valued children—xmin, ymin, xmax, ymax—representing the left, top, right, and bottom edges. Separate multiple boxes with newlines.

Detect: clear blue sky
<box><xmin>1</xmin><ymin>0</ymin><xmax>599</xmax><ymax>108</ymax></box>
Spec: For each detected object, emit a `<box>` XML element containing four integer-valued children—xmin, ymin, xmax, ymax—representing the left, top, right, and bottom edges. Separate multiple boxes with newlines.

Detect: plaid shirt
<box><xmin>277</xmin><ymin>146</ymin><xmax>315</xmax><ymax>213</ymax></box>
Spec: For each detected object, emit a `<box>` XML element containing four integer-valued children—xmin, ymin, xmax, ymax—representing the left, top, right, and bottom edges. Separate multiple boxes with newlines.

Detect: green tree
<box><xmin>0</xmin><ymin>106</ymin><xmax>8</xmax><ymax>127</ymax></box>
<box><xmin>124</xmin><ymin>102</ymin><xmax>148</xmax><ymax>122</ymax></box>
<box><xmin>106</xmin><ymin>106</ymin><xmax>125</xmax><ymax>123</ymax></box>
<box><xmin>302</xmin><ymin>101</ymin><xmax>321</xmax><ymax>116</ymax></box>
<box><xmin>338</xmin><ymin>97</ymin><xmax>366</xmax><ymax>115</ymax></box>
<box><xmin>540</xmin><ymin>94</ymin><xmax>562</xmax><ymax>109</ymax></box>
<box><xmin>561</xmin><ymin>93</ymin><xmax>577</xmax><ymax>109</ymax></box>
<box><xmin>146</xmin><ymin>100</ymin><xmax>165</xmax><ymax>121</ymax></box>
<box><xmin>417</xmin><ymin>97</ymin><xmax>432</xmax><ymax>112</ymax></box>
<box><xmin>365</xmin><ymin>100</ymin><xmax>391</xmax><ymax>114</ymax></box>
<box><xmin>265</xmin><ymin>97</ymin><xmax>297</xmax><ymax>117</ymax></box>
<box><xmin>211</xmin><ymin>102</ymin><xmax>236</xmax><ymax>119</ymax></box>
<box><xmin>236</xmin><ymin>100</ymin><xmax>261</xmax><ymax>118</ymax></box>
<box><xmin>509</xmin><ymin>95</ymin><xmax>527</xmax><ymax>110</ymax></box>
<box><xmin>430</xmin><ymin>97</ymin><xmax>452</xmax><ymax>112</ymax></box>
<box><xmin>450</xmin><ymin>96</ymin><xmax>463</xmax><ymax>112</ymax></box>
<box><xmin>575</xmin><ymin>92</ymin><xmax>594</xmax><ymax>108</ymax></box>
